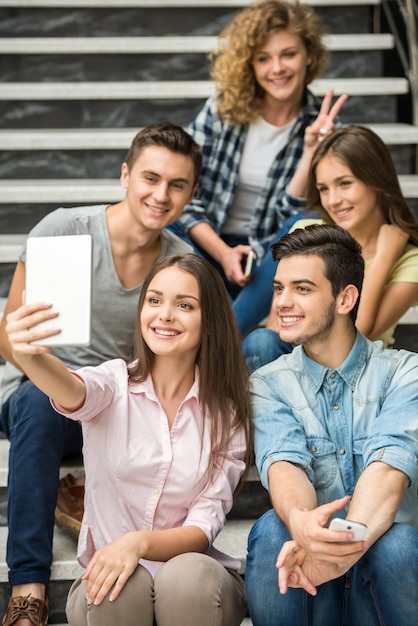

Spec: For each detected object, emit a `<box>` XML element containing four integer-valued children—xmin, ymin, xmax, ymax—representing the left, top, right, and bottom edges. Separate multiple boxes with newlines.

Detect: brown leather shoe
<box><xmin>54</xmin><ymin>473</ymin><xmax>85</xmax><ymax>541</ymax></box>
<box><xmin>2</xmin><ymin>594</ymin><xmax>48</xmax><ymax>626</ymax></box>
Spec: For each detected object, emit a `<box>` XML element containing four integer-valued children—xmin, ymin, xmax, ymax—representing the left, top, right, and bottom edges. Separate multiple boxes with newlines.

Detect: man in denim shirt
<box><xmin>245</xmin><ymin>224</ymin><xmax>418</xmax><ymax>626</ymax></box>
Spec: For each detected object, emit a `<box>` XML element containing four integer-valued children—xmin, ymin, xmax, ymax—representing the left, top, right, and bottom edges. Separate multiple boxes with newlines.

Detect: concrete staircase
<box><xmin>1</xmin><ymin>0</ymin><xmax>418</xmax><ymax>623</ymax></box>
<box><xmin>1</xmin><ymin>0</ymin><xmax>418</xmax><ymax>316</ymax></box>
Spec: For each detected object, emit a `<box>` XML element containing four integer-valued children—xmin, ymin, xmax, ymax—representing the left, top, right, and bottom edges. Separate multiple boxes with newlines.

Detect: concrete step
<box><xmin>0</xmin><ymin>77</ymin><xmax>408</xmax><ymax>101</ymax></box>
<box><xmin>0</xmin><ymin>0</ymin><xmax>382</xmax><ymax>7</ymax></box>
<box><xmin>0</xmin><ymin>33</ymin><xmax>394</xmax><ymax>55</ymax></box>
<box><xmin>2</xmin><ymin>123</ymin><xmax>418</xmax><ymax>151</ymax></box>
<box><xmin>4</xmin><ymin>176</ymin><xmax>418</xmax><ymax>206</ymax></box>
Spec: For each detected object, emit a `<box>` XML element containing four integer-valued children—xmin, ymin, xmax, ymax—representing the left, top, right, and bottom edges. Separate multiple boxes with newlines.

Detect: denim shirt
<box><xmin>250</xmin><ymin>332</ymin><xmax>418</xmax><ymax>529</ymax></box>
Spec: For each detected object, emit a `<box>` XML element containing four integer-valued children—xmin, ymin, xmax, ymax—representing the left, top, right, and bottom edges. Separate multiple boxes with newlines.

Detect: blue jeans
<box><xmin>167</xmin><ymin>213</ymin><xmax>306</xmax><ymax>337</ymax></box>
<box><xmin>242</xmin><ymin>328</ymin><xmax>292</xmax><ymax>374</ymax></box>
<box><xmin>245</xmin><ymin>509</ymin><xmax>418</xmax><ymax>626</ymax></box>
<box><xmin>0</xmin><ymin>380</ymin><xmax>82</xmax><ymax>586</ymax></box>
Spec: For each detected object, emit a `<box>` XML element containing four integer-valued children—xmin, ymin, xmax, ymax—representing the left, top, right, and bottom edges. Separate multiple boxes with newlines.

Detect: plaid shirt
<box><xmin>176</xmin><ymin>89</ymin><xmax>323</xmax><ymax>256</ymax></box>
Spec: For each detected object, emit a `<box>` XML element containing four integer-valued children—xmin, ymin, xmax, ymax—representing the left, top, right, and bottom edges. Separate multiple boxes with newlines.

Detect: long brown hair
<box><xmin>210</xmin><ymin>0</ymin><xmax>329</xmax><ymax>124</ymax></box>
<box><xmin>307</xmin><ymin>125</ymin><xmax>418</xmax><ymax>244</ymax></box>
<box><xmin>128</xmin><ymin>254</ymin><xmax>253</xmax><ymax>483</ymax></box>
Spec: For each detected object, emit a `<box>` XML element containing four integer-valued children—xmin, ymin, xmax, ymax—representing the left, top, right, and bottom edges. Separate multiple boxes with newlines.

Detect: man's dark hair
<box><xmin>125</xmin><ymin>122</ymin><xmax>202</xmax><ymax>185</ymax></box>
<box><xmin>271</xmin><ymin>224</ymin><xmax>364</xmax><ymax>323</ymax></box>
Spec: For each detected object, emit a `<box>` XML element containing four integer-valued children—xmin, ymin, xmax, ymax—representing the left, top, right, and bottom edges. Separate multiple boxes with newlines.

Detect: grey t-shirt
<box><xmin>1</xmin><ymin>204</ymin><xmax>193</xmax><ymax>406</ymax></box>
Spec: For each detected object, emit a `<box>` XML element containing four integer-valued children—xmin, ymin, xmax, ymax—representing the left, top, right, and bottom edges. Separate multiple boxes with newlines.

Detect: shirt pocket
<box><xmin>307</xmin><ymin>436</ymin><xmax>338</xmax><ymax>490</ymax></box>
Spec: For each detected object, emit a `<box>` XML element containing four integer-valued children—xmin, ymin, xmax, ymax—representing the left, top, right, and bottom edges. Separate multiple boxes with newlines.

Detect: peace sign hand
<box><xmin>304</xmin><ymin>89</ymin><xmax>348</xmax><ymax>148</ymax></box>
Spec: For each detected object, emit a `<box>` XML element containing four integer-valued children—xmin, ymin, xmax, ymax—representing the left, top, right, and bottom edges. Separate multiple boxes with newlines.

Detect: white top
<box><xmin>222</xmin><ymin>116</ymin><xmax>296</xmax><ymax>236</ymax></box>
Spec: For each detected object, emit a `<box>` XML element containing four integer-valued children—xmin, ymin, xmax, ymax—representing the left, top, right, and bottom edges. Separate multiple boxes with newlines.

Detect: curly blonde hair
<box><xmin>210</xmin><ymin>0</ymin><xmax>329</xmax><ymax>124</ymax></box>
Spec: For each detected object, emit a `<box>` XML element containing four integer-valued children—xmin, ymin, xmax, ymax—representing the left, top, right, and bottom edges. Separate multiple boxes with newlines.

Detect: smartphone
<box><xmin>242</xmin><ymin>250</ymin><xmax>257</xmax><ymax>277</ymax></box>
<box><xmin>329</xmin><ymin>518</ymin><xmax>367</xmax><ymax>541</ymax></box>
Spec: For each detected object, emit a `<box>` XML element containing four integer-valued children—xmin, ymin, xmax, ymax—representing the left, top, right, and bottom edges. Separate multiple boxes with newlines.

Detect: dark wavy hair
<box><xmin>128</xmin><ymin>254</ymin><xmax>253</xmax><ymax>483</ymax></box>
<box><xmin>307</xmin><ymin>124</ymin><xmax>418</xmax><ymax>245</ymax></box>
<box><xmin>271</xmin><ymin>223</ymin><xmax>364</xmax><ymax>323</ymax></box>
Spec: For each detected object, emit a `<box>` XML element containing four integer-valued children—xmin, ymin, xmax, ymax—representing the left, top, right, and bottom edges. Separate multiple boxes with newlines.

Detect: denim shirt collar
<box><xmin>300</xmin><ymin>331</ymin><xmax>368</xmax><ymax>394</ymax></box>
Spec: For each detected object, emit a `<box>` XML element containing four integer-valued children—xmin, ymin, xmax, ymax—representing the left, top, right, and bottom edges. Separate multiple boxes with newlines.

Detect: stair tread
<box><xmin>2</xmin><ymin>123</ymin><xmax>418</xmax><ymax>150</ymax></box>
<box><xmin>5</xmin><ymin>177</ymin><xmax>418</xmax><ymax>205</ymax></box>
<box><xmin>0</xmin><ymin>33</ymin><xmax>394</xmax><ymax>54</ymax></box>
<box><xmin>0</xmin><ymin>0</ymin><xmax>382</xmax><ymax>7</ymax></box>
<box><xmin>0</xmin><ymin>77</ymin><xmax>408</xmax><ymax>100</ymax></box>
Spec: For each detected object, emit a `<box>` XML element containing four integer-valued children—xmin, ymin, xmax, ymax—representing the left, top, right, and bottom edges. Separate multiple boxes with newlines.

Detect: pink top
<box><xmin>52</xmin><ymin>359</ymin><xmax>247</xmax><ymax>576</ymax></box>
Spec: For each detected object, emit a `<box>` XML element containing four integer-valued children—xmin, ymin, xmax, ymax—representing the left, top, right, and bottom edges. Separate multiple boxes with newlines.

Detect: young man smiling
<box><xmin>0</xmin><ymin>122</ymin><xmax>201</xmax><ymax>626</ymax></box>
<box><xmin>245</xmin><ymin>224</ymin><xmax>418</xmax><ymax>626</ymax></box>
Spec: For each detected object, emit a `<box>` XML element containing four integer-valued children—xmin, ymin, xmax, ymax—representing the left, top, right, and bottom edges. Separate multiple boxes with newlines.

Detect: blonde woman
<box><xmin>170</xmin><ymin>0</ymin><xmax>347</xmax><ymax>335</ymax></box>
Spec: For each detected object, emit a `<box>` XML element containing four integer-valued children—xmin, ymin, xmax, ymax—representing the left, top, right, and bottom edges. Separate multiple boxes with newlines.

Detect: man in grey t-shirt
<box><xmin>0</xmin><ymin>123</ymin><xmax>201</xmax><ymax>626</ymax></box>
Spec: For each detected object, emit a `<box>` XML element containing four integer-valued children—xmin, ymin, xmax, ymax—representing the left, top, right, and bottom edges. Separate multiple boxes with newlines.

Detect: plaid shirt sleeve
<box><xmin>175</xmin><ymin>97</ymin><xmax>241</xmax><ymax>235</ymax></box>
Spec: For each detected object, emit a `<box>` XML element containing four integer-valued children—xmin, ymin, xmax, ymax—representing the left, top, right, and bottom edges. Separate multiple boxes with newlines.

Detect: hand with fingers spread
<box><xmin>304</xmin><ymin>89</ymin><xmax>348</xmax><ymax>149</ymax></box>
<box><xmin>6</xmin><ymin>302</ymin><xmax>60</xmax><ymax>360</ymax></box>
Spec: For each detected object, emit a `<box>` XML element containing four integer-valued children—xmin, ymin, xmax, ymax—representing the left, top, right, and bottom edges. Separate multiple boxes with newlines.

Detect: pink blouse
<box><xmin>52</xmin><ymin>359</ymin><xmax>247</xmax><ymax>576</ymax></box>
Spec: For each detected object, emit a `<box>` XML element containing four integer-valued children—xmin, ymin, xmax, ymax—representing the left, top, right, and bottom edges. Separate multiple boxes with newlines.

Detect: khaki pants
<box><xmin>66</xmin><ymin>552</ymin><xmax>247</xmax><ymax>626</ymax></box>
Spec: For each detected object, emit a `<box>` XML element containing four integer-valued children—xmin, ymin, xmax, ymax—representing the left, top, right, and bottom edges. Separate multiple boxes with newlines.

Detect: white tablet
<box><xmin>25</xmin><ymin>234</ymin><xmax>92</xmax><ymax>346</ymax></box>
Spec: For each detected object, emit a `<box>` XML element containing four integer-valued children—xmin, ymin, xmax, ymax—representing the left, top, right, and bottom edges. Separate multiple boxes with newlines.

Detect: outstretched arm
<box><xmin>5</xmin><ymin>302</ymin><xmax>86</xmax><ymax>411</ymax></box>
<box><xmin>0</xmin><ymin>260</ymin><xmax>26</xmax><ymax>369</ymax></box>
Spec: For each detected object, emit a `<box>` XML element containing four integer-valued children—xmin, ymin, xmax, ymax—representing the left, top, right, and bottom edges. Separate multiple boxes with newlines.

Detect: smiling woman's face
<box><xmin>252</xmin><ymin>29</ymin><xmax>311</xmax><ymax>107</ymax></box>
<box><xmin>140</xmin><ymin>266</ymin><xmax>202</xmax><ymax>361</ymax></box>
<box><xmin>315</xmin><ymin>154</ymin><xmax>381</xmax><ymax>232</ymax></box>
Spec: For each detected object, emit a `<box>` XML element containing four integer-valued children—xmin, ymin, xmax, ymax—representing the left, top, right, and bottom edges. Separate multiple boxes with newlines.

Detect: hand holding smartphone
<box><xmin>242</xmin><ymin>250</ymin><xmax>257</xmax><ymax>277</ymax></box>
<box><xmin>328</xmin><ymin>518</ymin><xmax>367</xmax><ymax>541</ymax></box>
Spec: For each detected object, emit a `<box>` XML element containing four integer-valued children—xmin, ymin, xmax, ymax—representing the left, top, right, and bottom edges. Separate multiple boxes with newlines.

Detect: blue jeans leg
<box><xmin>242</xmin><ymin>328</ymin><xmax>292</xmax><ymax>374</ymax></box>
<box><xmin>245</xmin><ymin>509</ymin><xmax>344</xmax><ymax>626</ymax></box>
<box><xmin>233</xmin><ymin>212</ymin><xmax>306</xmax><ymax>337</ymax></box>
<box><xmin>233</xmin><ymin>248</ymin><xmax>278</xmax><ymax>337</ymax></box>
<box><xmin>347</xmin><ymin>523</ymin><xmax>418</xmax><ymax>626</ymax></box>
<box><xmin>246</xmin><ymin>510</ymin><xmax>418</xmax><ymax>626</ymax></box>
<box><xmin>2</xmin><ymin>380</ymin><xmax>82</xmax><ymax>587</ymax></box>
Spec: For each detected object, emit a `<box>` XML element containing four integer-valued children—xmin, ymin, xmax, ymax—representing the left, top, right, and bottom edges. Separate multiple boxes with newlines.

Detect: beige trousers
<box><xmin>66</xmin><ymin>552</ymin><xmax>247</xmax><ymax>626</ymax></box>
